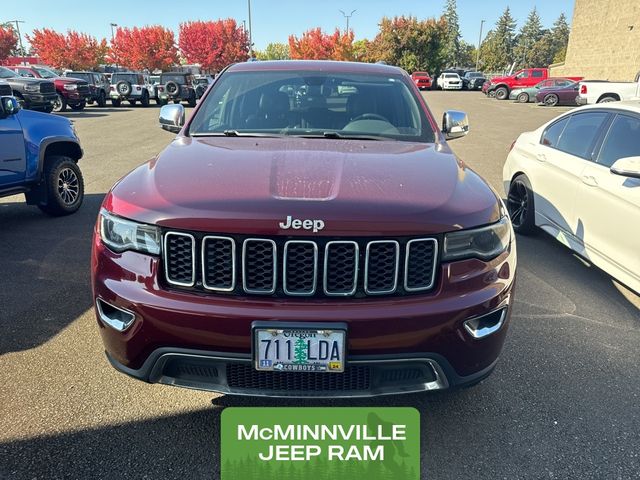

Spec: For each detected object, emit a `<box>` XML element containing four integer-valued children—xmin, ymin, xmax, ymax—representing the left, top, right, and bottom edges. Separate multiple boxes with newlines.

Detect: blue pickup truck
<box><xmin>0</xmin><ymin>93</ymin><xmax>84</xmax><ymax>215</ymax></box>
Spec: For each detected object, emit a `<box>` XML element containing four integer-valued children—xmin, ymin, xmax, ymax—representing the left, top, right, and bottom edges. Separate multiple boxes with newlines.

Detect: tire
<box><xmin>97</xmin><ymin>91</ymin><xmax>107</xmax><ymax>107</ymax></box>
<box><xmin>37</xmin><ymin>156</ymin><xmax>84</xmax><ymax>216</ymax></box>
<box><xmin>156</xmin><ymin>98</ymin><xmax>168</xmax><ymax>106</ymax></box>
<box><xmin>507</xmin><ymin>174</ymin><xmax>536</xmax><ymax>235</ymax></box>
<box><xmin>116</xmin><ymin>81</ymin><xmax>132</xmax><ymax>96</ymax></box>
<box><xmin>129</xmin><ymin>99</ymin><xmax>137</xmax><ymax>106</ymax></box>
<box><xmin>70</xmin><ymin>101</ymin><xmax>86</xmax><ymax>111</ymax></box>
<box><xmin>52</xmin><ymin>94</ymin><xmax>67</xmax><ymax>112</ymax></box>
<box><xmin>165</xmin><ymin>81</ymin><xmax>180</xmax><ymax>97</ymax></box>
<box><xmin>140</xmin><ymin>91</ymin><xmax>150</xmax><ymax>107</ymax></box>
<box><xmin>488</xmin><ymin>90</ymin><xmax>496</xmax><ymax>98</ymax></box>
<box><xmin>111</xmin><ymin>98</ymin><xmax>121</xmax><ymax>107</ymax></box>
<box><xmin>517</xmin><ymin>92</ymin><xmax>529</xmax><ymax>103</ymax></box>
<box><xmin>495</xmin><ymin>87</ymin><xmax>508</xmax><ymax>100</ymax></box>
<box><xmin>543</xmin><ymin>94</ymin><xmax>559</xmax><ymax>107</ymax></box>
<box><xmin>42</xmin><ymin>105</ymin><xmax>54</xmax><ymax>114</ymax></box>
<box><xmin>597</xmin><ymin>95</ymin><xmax>618</xmax><ymax>103</ymax></box>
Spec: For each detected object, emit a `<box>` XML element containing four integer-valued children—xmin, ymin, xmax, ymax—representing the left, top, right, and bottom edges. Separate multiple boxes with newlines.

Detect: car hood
<box><xmin>3</xmin><ymin>76</ymin><xmax>48</xmax><ymax>86</ymax></box>
<box><xmin>489</xmin><ymin>75</ymin><xmax>511</xmax><ymax>84</ymax></box>
<box><xmin>104</xmin><ymin>137</ymin><xmax>501</xmax><ymax>236</ymax></box>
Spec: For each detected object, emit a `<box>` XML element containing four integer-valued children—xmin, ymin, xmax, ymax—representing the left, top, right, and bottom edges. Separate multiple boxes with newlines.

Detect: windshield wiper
<box><xmin>317</xmin><ymin>131</ymin><xmax>388</xmax><ymax>141</ymax></box>
<box><xmin>190</xmin><ymin>130</ymin><xmax>285</xmax><ymax>138</ymax></box>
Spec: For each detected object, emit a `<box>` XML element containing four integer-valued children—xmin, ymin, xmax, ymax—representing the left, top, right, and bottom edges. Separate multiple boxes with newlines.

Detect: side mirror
<box><xmin>0</xmin><ymin>96</ymin><xmax>21</xmax><ymax>118</ymax></box>
<box><xmin>159</xmin><ymin>104</ymin><xmax>185</xmax><ymax>133</ymax></box>
<box><xmin>610</xmin><ymin>156</ymin><xmax>640</xmax><ymax>179</ymax></box>
<box><xmin>442</xmin><ymin>110</ymin><xmax>469</xmax><ymax>140</ymax></box>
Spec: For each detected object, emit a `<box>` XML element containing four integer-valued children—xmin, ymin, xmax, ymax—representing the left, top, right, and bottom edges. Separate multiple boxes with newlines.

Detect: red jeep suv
<box><xmin>92</xmin><ymin>61</ymin><xmax>516</xmax><ymax>398</ymax></box>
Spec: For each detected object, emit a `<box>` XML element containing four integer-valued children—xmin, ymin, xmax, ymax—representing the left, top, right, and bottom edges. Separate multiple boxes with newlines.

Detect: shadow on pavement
<box><xmin>0</xmin><ymin>193</ymin><xmax>105</xmax><ymax>355</ymax></box>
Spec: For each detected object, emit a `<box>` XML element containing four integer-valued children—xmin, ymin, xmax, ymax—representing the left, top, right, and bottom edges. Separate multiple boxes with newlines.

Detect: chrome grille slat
<box><xmin>163</xmin><ymin>233</ymin><xmax>437</xmax><ymax>297</ymax></box>
<box><xmin>365</xmin><ymin>240</ymin><xmax>400</xmax><ymax>295</ymax></box>
<box><xmin>242</xmin><ymin>239</ymin><xmax>277</xmax><ymax>294</ymax></box>
<box><xmin>202</xmin><ymin>236</ymin><xmax>236</xmax><ymax>292</ymax></box>
<box><xmin>283</xmin><ymin>240</ymin><xmax>318</xmax><ymax>296</ymax></box>
<box><xmin>164</xmin><ymin>232</ymin><xmax>196</xmax><ymax>287</ymax></box>
<box><xmin>323</xmin><ymin>241</ymin><xmax>359</xmax><ymax>296</ymax></box>
<box><xmin>404</xmin><ymin>238</ymin><xmax>438</xmax><ymax>292</ymax></box>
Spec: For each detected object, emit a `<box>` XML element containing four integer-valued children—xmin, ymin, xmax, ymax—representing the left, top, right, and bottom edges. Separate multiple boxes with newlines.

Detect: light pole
<box><xmin>110</xmin><ymin>23</ymin><xmax>118</xmax><ymax>70</ymax></box>
<box><xmin>339</xmin><ymin>9</ymin><xmax>356</xmax><ymax>34</ymax></box>
<box><xmin>247</xmin><ymin>0</ymin><xmax>253</xmax><ymax>57</ymax></box>
<box><xmin>475</xmin><ymin>19</ymin><xmax>485</xmax><ymax>72</ymax></box>
<box><xmin>9</xmin><ymin>20</ymin><xmax>26</xmax><ymax>65</ymax></box>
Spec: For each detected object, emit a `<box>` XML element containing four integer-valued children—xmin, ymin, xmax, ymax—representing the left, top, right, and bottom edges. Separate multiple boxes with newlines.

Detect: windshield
<box><xmin>189</xmin><ymin>70</ymin><xmax>435</xmax><ymax>143</ymax></box>
<box><xmin>413</xmin><ymin>72</ymin><xmax>429</xmax><ymax>77</ymax></box>
<box><xmin>0</xmin><ymin>66</ymin><xmax>18</xmax><ymax>79</ymax></box>
<box><xmin>33</xmin><ymin>66</ymin><xmax>59</xmax><ymax>79</ymax></box>
<box><xmin>466</xmin><ymin>72</ymin><xmax>483</xmax><ymax>78</ymax></box>
<box><xmin>112</xmin><ymin>73</ymin><xmax>138</xmax><ymax>83</ymax></box>
<box><xmin>444</xmin><ymin>74</ymin><xmax>459</xmax><ymax>79</ymax></box>
<box><xmin>161</xmin><ymin>74</ymin><xmax>189</xmax><ymax>84</ymax></box>
<box><xmin>68</xmin><ymin>73</ymin><xmax>92</xmax><ymax>82</ymax></box>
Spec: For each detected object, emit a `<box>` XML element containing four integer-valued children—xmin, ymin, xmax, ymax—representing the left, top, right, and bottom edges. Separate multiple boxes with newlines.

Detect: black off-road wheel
<box><xmin>52</xmin><ymin>94</ymin><xmax>67</xmax><ymax>112</ymax></box>
<box><xmin>140</xmin><ymin>91</ymin><xmax>150</xmax><ymax>107</ymax></box>
<box><xmin>37</xmin><ymin>156</ymin><xmax>84</xmax><ymax>216</ymax></box>
<box><xmin>97</xmin><ymin>91</ymin><xmax>107</xmax><ymax>107</ymax></box>
<box><xmin>70</xmin><ymin>101</ymin><xmax>86</xmax><ymax>111</ymax></box>
<box><xmin>111</xmin><ymin>98</ymin><xmax>121</xmax><ymax>107</ymax></box>
<box><xmin>507</xmin><ymin>174</ymin><xmax>536</xmax><ymax>235</ymax></box>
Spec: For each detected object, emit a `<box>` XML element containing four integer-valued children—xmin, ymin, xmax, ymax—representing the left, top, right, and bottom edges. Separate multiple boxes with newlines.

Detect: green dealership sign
<box><xmin>221</xmin><ymin>407</ymin><xmax>420</xmax><ymax>479</ymax></box>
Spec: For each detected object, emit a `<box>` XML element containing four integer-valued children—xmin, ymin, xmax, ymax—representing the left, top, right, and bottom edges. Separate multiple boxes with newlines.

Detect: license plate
<box><xmin>253</xmin><ymin>325</ymin><xmax>346</xmax><ymax>373</ymax></box>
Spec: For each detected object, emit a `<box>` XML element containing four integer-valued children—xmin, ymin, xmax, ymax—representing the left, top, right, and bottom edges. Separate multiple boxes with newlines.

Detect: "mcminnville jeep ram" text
<box><xmin>92</xmin><ymin>61</ymin><xmax>516</xmax><ymax>398</ymax></box>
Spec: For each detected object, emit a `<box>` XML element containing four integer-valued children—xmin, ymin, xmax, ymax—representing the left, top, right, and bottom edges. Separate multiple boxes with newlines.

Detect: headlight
<box><xmin>24</xmin><ymin>84</ymin><xmax>39</xmax><ymax>92</ymax></box>
<box><xmin>99</xmin><ymin>209</ymin><xmax>161</xmax><ymax>255</ymax></box>
<box><xmin>443</xmin><ymin>216</ymin><xmax>511</xmax><ymax>261</ymax></box>
<box><xmin>63</xmin><ymin>84</ymin><xmax>77</xmax><ymax>91</ymax></box>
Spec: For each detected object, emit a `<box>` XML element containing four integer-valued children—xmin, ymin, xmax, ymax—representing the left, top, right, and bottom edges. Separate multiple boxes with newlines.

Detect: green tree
<box><xmin>352</xmin><ymin>39</ymin><xmax>370</xmax><ymax>61</ymax></box>
<box><xmin>514</xmin><ymin>8</ymin><xmax>543</xmax><ymax>67</ymax></box>
<box><xmin>442</xmin><ymin>0</ymin><xmax>461</xmax><ymax>66</ymax></box>
<box><xmin>479</xmin><ymin>7</ymin><xmax>517</xmax><ymax>72</ymax></box>
<box><xmin>255</xmin><ymin>42</ymin><xmax>290</xmax><ymax>60</ymax></box>
<box><xmin>293</xmin><ymin>337</ymin><xmax>308</xmax><ymax>364</ymax></box>
<box><xmin>550</xmin><ymin>13</ymin><xmax>570</xmax><ymax>62</ymax></box>
<box><xmin>458</xmin><ymin>40</ymin><xmax>477</xmax><ymax>68</ymax></box>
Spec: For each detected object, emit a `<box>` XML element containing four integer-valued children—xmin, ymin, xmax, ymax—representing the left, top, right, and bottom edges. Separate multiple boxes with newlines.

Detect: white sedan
<box><xmin>437</xmin><ymin>73</ymin><xmax>462</xmax><ymax>90</ymax></box>
<box><xmin>503</xmin><ymin>101</ymin><xmax>640</xmax><ymax>294</ymax></box>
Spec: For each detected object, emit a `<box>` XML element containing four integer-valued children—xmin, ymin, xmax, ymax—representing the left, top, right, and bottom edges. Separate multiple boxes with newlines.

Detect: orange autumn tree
<box><xmin>288</xmin><ymin>28</ymin><xmax>354</xmax><ymax>60</ymax></box>
<box><xmin>0</xmin><ymin>25</ymin><xmax>18</xmax><ymax>62</ymax></box>
<box><xmin>27</xmin><ymin>29</ymin><xmax>108</xmax><ymax>69</ymax></box>
<box><xmin>179</xmin><ymin>19</ymin><xmax>249</xmax><ymax>72</ymax></box>
<box><xmin>109</xmin><ymin>25</ymin><xmax>178</xmax><ymax>71</ymax></box>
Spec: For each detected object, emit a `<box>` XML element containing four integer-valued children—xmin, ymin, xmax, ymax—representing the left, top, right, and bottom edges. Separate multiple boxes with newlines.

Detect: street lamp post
<box><xmin>9</xmin><ymin>20</ymin><xmax>26</xmax><ymax>65</ymax></box>
<box><xmin>110</xmin><ymin>23</ymin><xmax>118</xmax><ymax>71</ymax></box>
<box><xmin>247</xmin><ymin>0</ymin><xmax>253</xmax><ymax>58</ymax></box>
<box><xmin>339</xmin><ymin>9</ymin><xmax>356</xmax><ymax>34</ymax></box>
<box><xmin>475</xmin><ymin>19</ymin><xmax>485</xmax><ymax>72</ymax></box>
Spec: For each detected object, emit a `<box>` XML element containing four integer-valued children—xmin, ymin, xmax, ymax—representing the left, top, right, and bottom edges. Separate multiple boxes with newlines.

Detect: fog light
<box><xmin>463</xmin><ymin>307</ymin><xmax>507</xmax><ymax>339</ymax></box>
<box><xmin>96</xmin><ymin>298</ymin><xmax>135</xmax><ymax>332</ymax></box>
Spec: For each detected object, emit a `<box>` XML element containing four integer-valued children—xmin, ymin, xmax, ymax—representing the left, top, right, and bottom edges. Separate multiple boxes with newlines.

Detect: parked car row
<box><xmin>410</xmin><ymin>69</ymin><xmax>486</xmax><ymax>91</ymax></box>
<box><xmin>0</xmin><ymin>65</ymin><xmax>214</xmax><ymax>112</ymax></box>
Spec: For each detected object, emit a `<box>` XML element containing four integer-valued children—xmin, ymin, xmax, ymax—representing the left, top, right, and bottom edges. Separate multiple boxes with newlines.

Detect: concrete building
<box><xmin>551</xmin><ymin>0</ymin><xmax>640</xmax><ymax>81</ymax></box>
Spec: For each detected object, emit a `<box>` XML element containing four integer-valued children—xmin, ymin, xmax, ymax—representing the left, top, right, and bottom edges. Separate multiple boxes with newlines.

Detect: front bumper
<box><xmin>23</xmin><ymin>92</ymin><xmax>57</xmax><ymax>107</ymax></box>
<box><xmin>92</xmin><ymin>231</ymin><xmax>516</xmax><ymax>397</ymax></box>
<box><xmin>443</xmin><ymin>84</ymin><xmax>462</xmax><ymax>90</ymax></box>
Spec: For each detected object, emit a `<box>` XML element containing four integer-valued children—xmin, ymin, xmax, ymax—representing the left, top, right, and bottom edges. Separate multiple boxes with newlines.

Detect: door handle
<box><xmin>581</xmin><ymin>174</ymin><xmax>598</xmax><ymax>186</ymax></box>
<box><xmin>536</xmin><ymin>153</ymin><xmax>547</xmax><ymax>162</ymax></box>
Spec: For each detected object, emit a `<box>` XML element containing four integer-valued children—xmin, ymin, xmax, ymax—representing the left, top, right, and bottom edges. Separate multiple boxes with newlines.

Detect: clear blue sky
<box><xmin>3</xmin><ymin>0</ymin><xmax>574</xmax><ymax>50</ymax></box>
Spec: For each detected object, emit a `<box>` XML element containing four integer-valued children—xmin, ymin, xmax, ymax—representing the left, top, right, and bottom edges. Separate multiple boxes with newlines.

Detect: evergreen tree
<box><xmin>293</xmin><ymin>337</ymin><xmax>308</xmax><ymax>364</ymax></box>
<box><xmin>479</xmin><ymin>7</ymin><xmax>517</xmax><ymax>72</ymax></box>
<box><xmin>551</xmin><ymin>13</ymin><xmax>571</xmax><ymax>61</ymax></box>
<box><xmin>442</xmin><ymin>0</ymin><xmax>461</xmax><ymax>67</ymax></box>
<box><xmin>515</xmin><ymin>7</ymin><xmax>543</xmax><ymax>67</ymax></box>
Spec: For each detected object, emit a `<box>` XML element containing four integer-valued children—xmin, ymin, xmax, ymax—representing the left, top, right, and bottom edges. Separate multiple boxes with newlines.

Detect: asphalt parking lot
<box><xmin>1</xmin><ymin>92</ymin><xmax>639</xmax><ymax>480</ymax></box>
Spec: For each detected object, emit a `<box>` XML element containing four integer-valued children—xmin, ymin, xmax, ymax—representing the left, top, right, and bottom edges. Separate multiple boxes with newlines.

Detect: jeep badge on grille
<box><xmin>279</xmin><ymin>216</ymin><xmax>325</xmax><ymax>233</ymax></box>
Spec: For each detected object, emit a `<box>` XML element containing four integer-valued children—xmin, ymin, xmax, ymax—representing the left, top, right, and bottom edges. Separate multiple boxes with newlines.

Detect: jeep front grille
<box><xmin>77</xmin><ymin>83</ymin><xmax>90</xmax><ymax>95</ymax></box>
<box><xmin>163</xmin><ymin>232</ymin><xmax>438</xmax><ymax>298</ymax></box>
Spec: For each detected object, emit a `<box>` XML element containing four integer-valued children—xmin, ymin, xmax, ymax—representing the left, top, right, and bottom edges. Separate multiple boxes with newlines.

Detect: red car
<box><xmin>92</xmin><ymin>60</ymin><xmax>516</xmax><ymax>398</ymax></box>
<box><xmin>12</xmin><ymin>65</ymin><xmax>90</xmax><ymax>112</ymax></box>
<box><xmin>486</xmin><ymin>67</ymin><xmax>582</xmax><ymax>100</ymax></box>
<box><xmin>411</xmin><ymin>71</ymin><xmax>432</xmax><ymax>90</ymax></box>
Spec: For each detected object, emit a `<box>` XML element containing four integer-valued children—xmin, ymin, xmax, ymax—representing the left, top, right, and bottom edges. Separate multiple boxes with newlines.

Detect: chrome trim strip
<box><xmin>283</xmin><ymin>240</ymin><xmax>318</xmax><ymax>296</ymax></box>
<box><xmin>463</xmin><ymin>306</ymin><xmax>508</xmax><ymax>339</ymax></box>
<box><xmin>201</xmin><ymin>236</ymin><xmax>236</xmax><ymax>292</ymax></box>
<box><xmin>364</xmin><ymin>240</ymin><xmax>400</xmax><ymax>295</ymax></box>
<box><xmin>163</xmin><ymin>232</ymin><xmax>196</xmax><ymax>287</ymax></box>
<box><xmin>96</xmin><ymin>298</ymin><xmax>136</xmax><ymax>332</ymax></box>
<box><xmin>242</xmin><ymin>238</ymin><xmax>277</xmax><ymax>295</ymax></box>
<box><xmin>323</xmin><ymin>240</ymin><xmax>359</xmax><ymax>296</ymax></box>
<box><xmin>404</xmin><ymin>238</ymin><xmax>438</xmax><ymax>292</ymax></box>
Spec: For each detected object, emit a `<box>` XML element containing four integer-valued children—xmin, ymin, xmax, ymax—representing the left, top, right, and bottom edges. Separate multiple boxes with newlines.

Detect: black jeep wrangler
<box><xmin>64</xmin><ymin>71</ymin><xmax>110</xmax><ymax>107</ymax></box>
<box><xmin>157</xmin><ymin>72</ymin><xmax>197</xmax><ymax>107</ymax></box>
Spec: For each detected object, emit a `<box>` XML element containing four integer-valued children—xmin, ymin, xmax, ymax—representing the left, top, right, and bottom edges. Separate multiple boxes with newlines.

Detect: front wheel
<box><xmin>495</xmin><ymin>87</ymin><xmax>508</xmax><ymax>100</ymax></box>
<box><xmin>140</xmin><ymin>92</ymin><xmax>150</xmax><ymax>107</ymax></box>
<box><xmin>37</xmin><ymin>156</ymin><xmax>84</xmax><ymax>216</ymax></box>
<box><xmin>543</xmin><ymin>94</ymin><xmax>559</xmax><ymax>107</ymax></box>
<box><xmin>52</xmin><ymin>94</ymin><xmax>67</xmax><ymax>112</ymax></box>
<box><xmin>507</xmin><ymin>174</ymin><xmax>536</xmax><ymax>235</ymax></box>
<box><xmin>111</xmin><ymin>98</ymin><xmax>121</xmax><ymax>107</ymax></box>
<box><xmin>517</xmin><ymin>92</ymin><xmax>529</xmax><ymax>103</ymax></box>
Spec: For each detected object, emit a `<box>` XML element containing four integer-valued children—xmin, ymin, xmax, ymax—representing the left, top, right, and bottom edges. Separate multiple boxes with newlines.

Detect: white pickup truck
<box><xmin>577</xmin><ymin>71</ymin><xmax>640</xmax><ymax>104</ymax></box>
